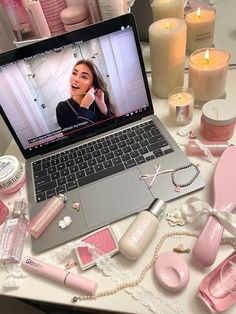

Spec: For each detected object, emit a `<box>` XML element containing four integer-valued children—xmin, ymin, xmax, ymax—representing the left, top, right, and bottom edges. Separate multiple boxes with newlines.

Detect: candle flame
<box><xmin>204</xmin><ymin>49</ymin><xmax>210</xmax><ymax>62</ymax></box>
<box><xmin>178</xmin><ymin>94</ymin><xmax>181</xmax><ymax>100</ymax></box>
<box><xmin>197</xmin><ymin>7</ymin><xmax>201</xmax><ymax>17</ymax></box>
<box><xmin>165</xmin><ymin>22</ymin><xmax>170</xmax><ymax>29</ymax></box>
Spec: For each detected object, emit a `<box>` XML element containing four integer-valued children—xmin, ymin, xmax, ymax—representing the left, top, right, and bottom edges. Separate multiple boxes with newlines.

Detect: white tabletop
<box><xmin>1</xmin><ymin>68</ymin><xmax>236</xmax><ymax>314</ymax></box>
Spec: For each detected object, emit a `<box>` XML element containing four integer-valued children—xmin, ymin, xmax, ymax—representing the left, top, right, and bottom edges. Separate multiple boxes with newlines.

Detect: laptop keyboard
<box><xmin>32</xmin><ymin>120</ymin><xmax>174</xmax><ymax>202</ymax></box>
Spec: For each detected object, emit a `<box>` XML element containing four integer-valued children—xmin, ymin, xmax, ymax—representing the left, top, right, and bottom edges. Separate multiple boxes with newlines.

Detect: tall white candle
<box><xmin>149</xmin><ymin>18</ymin><xmax>186</xmax><ymax>99</ymax></box>
<box><xmin>185</xmin><ymin>7</ymin><xmax>216</xmax><ymax>53</ymax></box>
<box><xmin>152</xmin><ymin>0</ymin><xmax>185</xmax><ymax>21</ymax></box>
<box><xmin>188</xmin><ymin>48</ymin><xmax>230</xmax><ymax>102</ymax></box>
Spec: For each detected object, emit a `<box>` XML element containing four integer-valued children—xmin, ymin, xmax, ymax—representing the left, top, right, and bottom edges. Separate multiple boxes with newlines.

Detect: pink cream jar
<box><xmin>200</xmin><ymin>99</ymin><xmax>236</xmax><ymax>141</ymax></box>
<box><xmin>60</xmin><ymin>5</ymin><xmax>90</xmax><ymax>32</ymax></box>
<box><xmin>0</xmin><ymin>155</ymin><xmax>25</xmax><ymax>194</ymax></box>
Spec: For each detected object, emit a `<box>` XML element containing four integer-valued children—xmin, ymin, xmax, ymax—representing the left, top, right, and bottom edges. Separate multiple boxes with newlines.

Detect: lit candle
<box><xmin>185</xmin><ymin>7</ymin><xmax>216</xmax><ymax>53</ymax></box>
<box><xmin>188</xmin><ymin>48</ymin><xmax>230</xmax><ymax>103</ymax></box>
<box><xmin>149</xmin><ymin>18</ymin><xmax>186</xmax><ymax>98</ymax></box>
<box><xmin>169</xmin><ymin>87</ymin><xmax>194</xmax><ymax>125</ymax></box>
<box><xmin>152</xmin><ymin>0</ymin><xmax>185</xmax><ymax>21</ymax></box>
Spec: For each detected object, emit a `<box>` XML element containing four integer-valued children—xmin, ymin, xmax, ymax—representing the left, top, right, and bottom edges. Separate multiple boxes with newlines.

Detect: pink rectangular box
<box><xmin>75</xmin><ymin>225</ymin><xmax>119</xmax><ymax>270</ymax></box>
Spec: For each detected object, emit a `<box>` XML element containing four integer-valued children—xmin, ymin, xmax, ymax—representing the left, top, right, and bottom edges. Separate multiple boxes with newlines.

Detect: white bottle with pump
<box><xmin>119</xmin><ymin>199</ymin><xmax>166</xmax><ymax>260</ymax></box>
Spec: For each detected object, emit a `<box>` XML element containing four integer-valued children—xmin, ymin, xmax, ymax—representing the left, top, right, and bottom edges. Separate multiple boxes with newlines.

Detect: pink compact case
<box><xmin>75</xmin><ymin>225</ymin><xmax>119</xmax><ymax>270</ymax></box>
<box><xmin>154</xmin><ymin>252</ymin><xmax>190</xmax><ymax>292</ymax></box>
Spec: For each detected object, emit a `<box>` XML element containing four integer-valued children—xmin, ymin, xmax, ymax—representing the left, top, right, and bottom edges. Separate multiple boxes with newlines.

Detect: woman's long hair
<box><xmin>74</xmin><ymin>59</ymin><xmax>113</xmax><ymax>111</ymax></box>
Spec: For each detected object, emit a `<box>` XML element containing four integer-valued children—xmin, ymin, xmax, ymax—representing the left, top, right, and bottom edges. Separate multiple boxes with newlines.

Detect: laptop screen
<box><xmin>0</xmin><ymin>14</ymin><xmax>153</xmax><ymax>159</ymax></box>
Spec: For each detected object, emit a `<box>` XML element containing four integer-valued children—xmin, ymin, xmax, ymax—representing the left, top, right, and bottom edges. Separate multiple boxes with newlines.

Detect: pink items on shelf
<box><xmin>39</xmin><ymin>0</ymin><xmax>66</xmax><ymax>35</ymax></box>
<box><xmin>60</xmin><ymin>5</ymin><xmax>90</xmax><ymax>32</ymax></box>
<box><xmin>0</xmin><ymin>200</ymin><xmax>9</xmax><ymax>225</ymax></box>
<box><xmin>0</xmin><ymin>0</ymin><xmax>36</xmax><ymax>41</ymax></box>
<box><xmin>0</xmin><ymin>155</ymin><xmax>25</xmax><ymax>194</ymax></box>
<box><xmin>198</xmin><ymin>249</ymin><xmax>236</xmax><ymax>313</ymax></box>
<box><xmin>192</xmin><ymin>146</ymin><xmax>236</xmax><ymax>267</ymax></box>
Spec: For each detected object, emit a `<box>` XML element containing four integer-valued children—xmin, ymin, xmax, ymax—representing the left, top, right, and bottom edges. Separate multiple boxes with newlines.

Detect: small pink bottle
<box><xmin>0</xmin><ymin>200</ymin><xmax>28</xmax><ymax>265</ymax></box>
<box><xmin>198</xmin><ymin>250</ymin><xmax>236</xmax><ymax>313</ymax></box>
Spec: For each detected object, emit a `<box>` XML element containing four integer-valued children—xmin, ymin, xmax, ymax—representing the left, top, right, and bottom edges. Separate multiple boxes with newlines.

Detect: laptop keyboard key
<box><xmin>78</xmin><ymin>164</ymin><xmax>125</xmax><ymax>186</ymax></box>
<box><xmin>66</xmin><ymin>181</ymin><xmax>78</xmax><ymax>191</ymax></box>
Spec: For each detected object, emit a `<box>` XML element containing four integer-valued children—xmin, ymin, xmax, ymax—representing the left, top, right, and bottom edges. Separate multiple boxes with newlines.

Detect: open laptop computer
<box><xmin>0</xmin><ymin>13</ymin><xmax>205</xmax><ymax>253</ymax></box>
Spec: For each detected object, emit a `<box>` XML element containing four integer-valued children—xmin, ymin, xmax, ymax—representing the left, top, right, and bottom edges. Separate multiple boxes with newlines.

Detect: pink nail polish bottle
<box><xmin>198</xmin><ymin>250</ymin><xmax>236</xmax><ymax>313</ymax></box>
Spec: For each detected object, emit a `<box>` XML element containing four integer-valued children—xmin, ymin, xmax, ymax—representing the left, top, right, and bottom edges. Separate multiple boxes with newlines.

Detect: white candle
<box><xmin>169</xmin><ymin>87</ymin><xmax>194</xmax><ymax>125</ymax></box>
<box><xmin>152</xmin><ymin>0</ymin><xmax>185</xmax><ymax>21</ymax></box>
<box><xmin>185</xmin><ymin>7</ymin><xmax>216</xmax><ymax>53</ymax></box>
<box><xmin>149</xmin><ymin>18</ymin><xmax>186</xmax><ymax>98</ymax></box>
<box><xmin>188</xmin><ymin>48</ymin><xmax>230</xmax><ymax>102</ymax></box>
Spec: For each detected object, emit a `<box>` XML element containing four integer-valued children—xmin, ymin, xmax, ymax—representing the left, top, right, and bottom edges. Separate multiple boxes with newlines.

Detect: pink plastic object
<box><xmin>0</xmin><ymin>200</ymin><xmax>9</xmax><ymax>225</ymax></box>
<box><xmin>192</xmin><ymin>146</ymin><xmax>236</xmax><ymax>267</ymax></box>
<box><xmin>21</xmin><ymin>256</ymin><xmax>97</xmax><ymax>295</ymax></box>
<box><xmin>198</xmin><ymin>250</ymin><xmax>236</xmax><ymax>313</ymax></box>
<box><xmin>154</xmin><ymin>252</ymin><xmax>190</xmax><ymax>292</ymax></box>
<box><xmin>185</xmin><ymin>139</ymin><xmax>230</xmax><ymax>157</ymax></box>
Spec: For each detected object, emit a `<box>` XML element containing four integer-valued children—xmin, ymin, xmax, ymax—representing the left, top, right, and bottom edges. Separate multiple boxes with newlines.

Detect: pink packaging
<box><xmin>198</xmin><ymin>250</ymin><xmax>236</xmax><ymax>313</ymax></box>
<box><xmin>22</xmin><ymin>256</ymin><xmax>97</xmax><ymax>295</ymax></box>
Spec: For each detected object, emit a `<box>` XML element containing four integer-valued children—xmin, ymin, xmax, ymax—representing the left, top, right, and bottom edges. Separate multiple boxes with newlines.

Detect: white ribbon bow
<box><xmin>181</xmin><ymin>197</ymin><xmax>236</xmax><ymax>236</ymax></box>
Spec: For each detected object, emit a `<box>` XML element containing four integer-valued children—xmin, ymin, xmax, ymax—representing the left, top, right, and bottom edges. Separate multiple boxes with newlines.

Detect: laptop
<box><xmin>0</xmin><ymin>13</ymin><xmax>205</xmax><ymax>253</ymax></box>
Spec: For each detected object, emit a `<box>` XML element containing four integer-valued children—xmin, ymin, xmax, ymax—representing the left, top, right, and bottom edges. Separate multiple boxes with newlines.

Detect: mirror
<box><xmin>131</xmin><ymin>0</ymin><xmax>236</xmax><ymax>71</ymax></box>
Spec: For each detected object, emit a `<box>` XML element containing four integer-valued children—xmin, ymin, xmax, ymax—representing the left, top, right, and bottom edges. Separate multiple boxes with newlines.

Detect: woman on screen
<box><xmin>56</xmin><ymin>59</ymin><xmax>114</xmax><ymax>130</ymax></box>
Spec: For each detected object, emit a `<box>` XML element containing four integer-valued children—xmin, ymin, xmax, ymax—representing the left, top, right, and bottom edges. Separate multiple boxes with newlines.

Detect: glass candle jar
<box><xmin>200</xmin><ymin>99</ymin><xmax>236</xmax><ymax>141</ymax></box>
<box><xmin>168</xmin><ymin>86</ymin><xmax>194</xmax><ymax>125</ymax></box>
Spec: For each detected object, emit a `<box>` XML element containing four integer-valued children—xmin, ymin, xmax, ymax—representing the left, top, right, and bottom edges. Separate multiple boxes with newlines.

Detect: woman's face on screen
<box><xmin>70</xmin><ymin>63</ymin><xmax>93</xmax><ymax>98</ymax></box>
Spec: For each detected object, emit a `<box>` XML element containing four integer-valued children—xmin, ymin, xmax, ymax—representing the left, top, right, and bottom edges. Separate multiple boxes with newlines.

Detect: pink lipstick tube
<box><xmin>21</xmin><ymin>256</ymin><xmax>97</xmax><ymax>295</ymax></box>
<box><xmin>27</xmin><ymin>194</ymin><xmax>67</xmax><ymax>239</ymax></box>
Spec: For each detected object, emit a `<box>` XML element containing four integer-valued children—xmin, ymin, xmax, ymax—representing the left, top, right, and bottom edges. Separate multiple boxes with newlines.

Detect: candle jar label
<box><xmin>176</xmin><ymin>104</ymin><xmax>190</xmax><ymax>123</ymax></box>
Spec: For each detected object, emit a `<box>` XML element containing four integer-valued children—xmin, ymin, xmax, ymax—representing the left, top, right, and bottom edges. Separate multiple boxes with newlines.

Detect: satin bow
<box><xmin>181</xmin><ymin>197</ymin><xmax>236</xmax><ymax>236</ymax></box>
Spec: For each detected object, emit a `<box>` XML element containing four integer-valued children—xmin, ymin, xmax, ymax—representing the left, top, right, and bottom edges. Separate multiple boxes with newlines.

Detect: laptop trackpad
<box><xmin>79</xmin><ymin>168</ymin><xmax>154</xmax><ymax>228</ymax></box>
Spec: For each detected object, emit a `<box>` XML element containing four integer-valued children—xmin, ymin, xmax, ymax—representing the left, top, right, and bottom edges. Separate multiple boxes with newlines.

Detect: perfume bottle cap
<box><xmin>149</xmin><ymin>198</ymin><xmax>166</xmax><ymax>220</ymax></box>
<box><xmin>12</xmin><ymin>200</ymin><xmax>28</xmax><ymax>216</ymax></box>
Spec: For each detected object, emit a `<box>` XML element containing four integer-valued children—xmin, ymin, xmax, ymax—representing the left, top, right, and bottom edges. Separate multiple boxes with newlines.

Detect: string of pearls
<box><xmin>72</xmin><ymin>230</ymin><xmax>236</xmax><ymax>302</ymax></box>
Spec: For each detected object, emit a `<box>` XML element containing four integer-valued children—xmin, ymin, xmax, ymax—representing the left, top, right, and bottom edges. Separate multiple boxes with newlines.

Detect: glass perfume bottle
<box><xmin>0</xmin><ymin>199</ymin><xmax>28</xmax><ymax>265</ymax></box>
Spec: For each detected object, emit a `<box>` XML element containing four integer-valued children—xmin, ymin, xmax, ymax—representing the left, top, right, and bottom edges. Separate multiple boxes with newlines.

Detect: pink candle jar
<box><xmin>0</xmin><ymin>200</ymin><xmax>9</xmax><ymax>225</ymax></box>
<box><xmin>200</xmin><ymin>99</ymin><xmax>236</xmax><ymax>141</ymax></box>
<box><xmin>0</xmin><ymin>155</ymin><xmax>26</xmax><ymax>194</ymax></box>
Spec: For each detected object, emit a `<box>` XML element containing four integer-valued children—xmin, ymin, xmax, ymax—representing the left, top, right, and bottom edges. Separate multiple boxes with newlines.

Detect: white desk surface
<box><xmin>1</xmin><ymin>68</ymin><xmax>236</xmax><ymax>314</ymax></box>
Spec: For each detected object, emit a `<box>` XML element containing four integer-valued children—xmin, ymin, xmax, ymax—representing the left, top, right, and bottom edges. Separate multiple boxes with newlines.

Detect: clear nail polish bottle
<box><xmin>0</xmin><ymin>200</ymin><xmax>28</xmax><ymax>265</ymax></box>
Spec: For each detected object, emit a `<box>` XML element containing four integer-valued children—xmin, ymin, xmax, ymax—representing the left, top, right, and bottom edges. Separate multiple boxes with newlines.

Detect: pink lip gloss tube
<box><xmin>21</xmin><ymin>256</ymin><xmax>97</xmax><ymax>295</ymax></box>
<box><xmin>185</xmin><ymin>139</ymin><xmax>231</xmax><ymax>157</ymax></box>
<box><xmin>27</xmin><ymin>194</ymin><xmax>67</xmax><ymax>239</ymax></box>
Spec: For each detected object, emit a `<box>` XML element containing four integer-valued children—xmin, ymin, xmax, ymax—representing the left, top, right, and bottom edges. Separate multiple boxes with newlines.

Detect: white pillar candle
<box><xmin>152</xmin><ymin>0</ymin><xmax>185</xmax><ymax>21</ymax></box>
<box><xmin>149</xmin><ymin>18</ymin><xmax>186</xmax><ymax>99</ymax></box>
<box><xmin>188</xmin><ymin>48</ymin><xmax>230</xmax><ymax>103</ymax></box>
<box><xmin>169</xmin><ymin>87</ymin><xmax>194</xmax><ymax>125</ymax></box>
<box><xmin>185</xmin><ymin>7</ymin><xmax>216</xmax><ymax>53</ymax></box>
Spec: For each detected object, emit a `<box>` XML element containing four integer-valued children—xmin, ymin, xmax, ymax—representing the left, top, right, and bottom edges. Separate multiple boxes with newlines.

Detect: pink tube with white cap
<box><xmin>21</xmin><ymin>256</ymin><xmax>97</xmax><ymax>295</ymax></box>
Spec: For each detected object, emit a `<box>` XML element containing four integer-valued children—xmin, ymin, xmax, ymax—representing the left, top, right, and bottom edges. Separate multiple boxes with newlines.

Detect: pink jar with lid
<box><xmin>0</xmin><ymin>155</ymin><xmax>25</xmax><ymax>194</ymax></box>
<box><xmin>60</xmin><ymin>5</ymin><xmax>90</xmax><ymax>32</ymax></box>
<box><xmin>200</xmin><ymin>99</ymin><xmax>236</xmax><ymax>141</ymax></box>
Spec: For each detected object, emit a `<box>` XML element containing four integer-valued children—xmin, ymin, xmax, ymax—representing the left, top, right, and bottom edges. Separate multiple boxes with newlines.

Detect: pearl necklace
<box><xmin>71</xmin><ymin>230</ymin><xmax>236</xmax><ymax>303</ymax></box>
